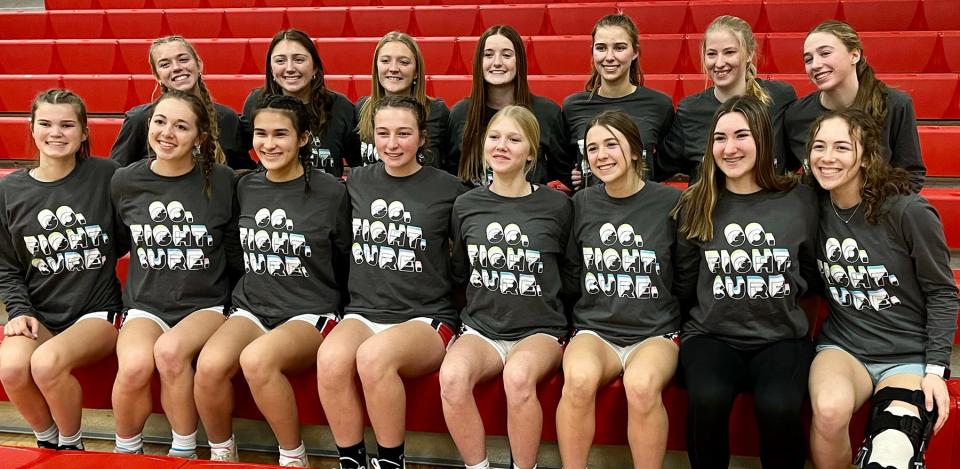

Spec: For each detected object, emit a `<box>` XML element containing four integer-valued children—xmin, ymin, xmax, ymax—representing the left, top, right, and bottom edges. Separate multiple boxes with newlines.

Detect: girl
<box><xmin>447</xmin><ymin>25</ymin><xmax>572</xmax><ymax>188</ymax></box>
<box><xmin>672</xmin><ymin>95</ymin><xmax>818</xmax><ymax>469</ymax></box>
<box><xmin>0</xmin><ymin>89</ymin><xmax>123</xmax><ymax>452</ymax></box>
<box><xmin>110</xmin><ymin>90</ymin><xmax>239</xmax><ymax>458</ymax></box>
<box><xmin>243</xmin><ymin>29</ymin><xmax>360</xmax><ymax>178</ymax></box>
<box><xmin>807</xmin><ymin>109</ymin><xmax>956</xmax><ymax>469</ymax></box>
<box><xmin>316</xmin><ymin>95</ymin><xmax>466</xmax><ymax>469</ymax></box>
<box><xmin>663</xmin><ymin>15</ymin><xmax>797</xmax><ymax>181</ymax></box>
<box><xmin>356</xmin><ymin>31</ymin><xmax>450</xmax><ymax>169</ymax></box>
<box><xmin>109</xmin><ymin>35</ymin><xmax>254</xmax><ymax>170</ymax></box>
<box><xmin>785</xmin><ymin>20</ymin><xmax>925</xmax><ymax>190</ymax></box>
<box><xmin>194</xmin><ymin>95</ymin><xmax>351</xmax><ymax>466</ymax></box>
<box><xmin>557</xmin><ymin>110</ymin><xmax>681</xmax><ymax>469</ymax></box>
<box><xmin>441</xmin><ymin>106</ymin><xmax>573</xmax><ymax>469</ymax></box>
<box><xmin>563</xmin><ymin>13</ymin><xmax>674</xmax><ymax>187</ymax></box>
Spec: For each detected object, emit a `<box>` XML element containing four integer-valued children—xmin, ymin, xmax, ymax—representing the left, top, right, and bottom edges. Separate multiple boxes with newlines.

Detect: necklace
<box><xmin>831</xmin><ymin>198</ymin><xmax>862</xmax><ymax>224</ymax></box>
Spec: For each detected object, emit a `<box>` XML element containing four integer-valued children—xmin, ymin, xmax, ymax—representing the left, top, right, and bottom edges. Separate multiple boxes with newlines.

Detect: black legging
<box><xmin>680</xmin><ymin>335</ymin><xmax>814</xmax><ymax>469</ymax></box>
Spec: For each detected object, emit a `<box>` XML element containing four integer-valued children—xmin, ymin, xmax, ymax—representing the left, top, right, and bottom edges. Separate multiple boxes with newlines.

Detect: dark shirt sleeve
<box><xmin>224</xmin><ymin>173</ymin><xmax>245</xmax><ymax>289</ymax></box>
<box><xmin>659</xmin><ymin>105</ymin><xmax>689</xmax><ymax>178</ymax></box>
<box><xmin>900</xmin><ymin>199</ymin><xmax>959</xmax><ymax>366</ymax></box>
<box><xmin>887</xmin><ymin>92</ymin><xmax>925</xmax><ymax>191</ymax></box>
<box><xmin>672</xmin><ymin>213</ymin><xmax>700</xmax><ymax>316</ymax></box>
<box><xmin>333</xmin><ymin>181</ymin><xmax>353</xmax><ymax>310</ymax></box>
<box><xmin>110</xmin><ymin>107</ymin><xmax>149</xmax><ymax>166</ymax></box>
<box><xmin>449</xmin><ymin>202</ymin><xmax>470</xmax><ymax>287</ymax></box>
<box><xmin>340</xmin><ymin>94</ymin><xmax>362</xmax><ymax>169</ymax></box>
<box><xmin>541</xmin><ymin>100</ymin><xmax>575</xmax><ymax>188</ymax></box>
<box><xmin>0</xmin><ymin>188</ymin><xmax>33</xmax><ymax>321</ymax></box>
<box><xmin>651</xmin><ymin>103</ymin><xmax>676</xmax><ymax>182</ymax></box>
<box><xmin>560</xmin><ymin>201</ymin><xmax>582</xmax><ymax>310</ymax></box>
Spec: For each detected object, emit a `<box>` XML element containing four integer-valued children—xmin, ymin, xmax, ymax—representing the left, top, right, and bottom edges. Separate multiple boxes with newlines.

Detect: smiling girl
<box><xmin>110</xmin><ymin>90</ymin><xmax>239</xmax><ymax>458</ymax></box>
<box><xmin>110</xmin><ymin>36</ymin><xmax>253</xmax><ymax>170</ymax></box>
<box><xmin>442</xmin><ymin>106</ymin><xmax>573</xmax><ymax>469</ymax></box>
<box><xmin>785</xmin><ymin>20</ymin><xmax>924</xmax><ymax>190</ymax></box>
<box><xmin>672</xmin><ymin>95</ymin><xmax>818</xmax><ymax>469</ymax></box>
<box><xmin>243</xmin><ymin>29</ymin><xmax>360</xmax><ymax>178</ymax></box>
<box><xmin>563</xmin><ymin>14</ymin><xmax>674</xmax><ymax>187</ymax></box>
<box><xmin>0</xmin><ymin>89</ymin><xmax>123</xmax><ymax>452</ymax></box>
<box><xmin>447</xmin><ymin>25</ymin><xmax>572</xmax><ymax>188</ymax></box>
<box><xmin>806</xmin><ymin>109</ymin><xmax>956</xmax><ymax>469</ymax></box>
<box><xmin>194</xmin><ymin>94</ymin><xmax>351</xmax><ymax>466</ymax></box>
<box><xmin>663</xmin><ymin>16</ymin><xmax>796</xmax><ymax>181</ymax></box>
<box><xmin>356</xmin><ymin>32</ymin><xmax>450</xmax><ymax>169</ymax></box>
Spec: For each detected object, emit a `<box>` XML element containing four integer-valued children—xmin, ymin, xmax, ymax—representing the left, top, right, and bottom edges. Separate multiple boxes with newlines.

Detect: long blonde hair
<box><xmin>702</xmin><ymin>15</ymin><xmax>770</xmax><ymax>104</ymax></box>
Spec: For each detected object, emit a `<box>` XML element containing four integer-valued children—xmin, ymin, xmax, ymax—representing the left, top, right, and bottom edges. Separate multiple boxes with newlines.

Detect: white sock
<box><xmin>58</xmin><ymin>430</ymin><xmax>82</xmax><ymax>448</ymax></box>
<box><xmin>867</xmin><ymin>405</ymin><xmax>920</xmax><ymax>469</ymax></box>
<box><xmin>34</xmin><ymin>423</ymin><xmax>58</xmax><ymax>444</ymax></box>
<box><xmin>169</xmin><ymin>429</ymin><xmax>197</xmax><ymax>457</ymax></box>
<box><xmin>210</xmin><ymin>435</ymin><xmax>235</xmax><ymax>455</ymax></box>
<box><xmin>279</xmin><ymin>441</ymin><xmax>308</xmax><ymax>466</ymax></box>
<box><xmin>512</xmin><ymin>464</ymin><xmax>537</xmax><ymax>469</ymax></box>
<box><xmin>115</xmin><ymin>433</ymin><xmax>143</xmax><ymax>453</ymax></box>
<box><xmin>465</xmin><ymin>459</ymin><xmax>490</xmax><ymax>469</ymax></box>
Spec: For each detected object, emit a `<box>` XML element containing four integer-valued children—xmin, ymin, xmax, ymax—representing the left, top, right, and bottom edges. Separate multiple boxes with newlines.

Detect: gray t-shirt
<box><xmin>675</xmin><ymin>184</ymin><xmax>819</xmax><ymax>349</ymax></box>
<box><xmin>567</xmin><ymin>182</ymin><xmax>682</xmax><ymax>346</ymax></box>
<box><xmin>111</xmin><ymin>159</ymin><xmax>239</xmax><ymax>325</ymax></box>
<box><xmin>355</xmin><ymin>96</ymin><xmax>450</xmax><ymax>169</ymax></box>
<box><xmin>816</xmin><ymin>192</ymin><xmax>959</xmax><ymax>367</ymax></box>
<box><xmin>231</xmin><ymin>169</ymin><xmax>352</xmax><ymax>328</ymax></box>
<box><xmin>344</xmin><ymin>163</ymin><xmax>467</xmax><ymax>327</ymax></box>
<box><xmin>452</xmin><ymin>185</ymin><xmax>573</xmax><ymax>341</ymax></box>
<box><xmin>0</xmin><ymin>158</ymin><xmax>124</xmax><ymax>330</ymax></box>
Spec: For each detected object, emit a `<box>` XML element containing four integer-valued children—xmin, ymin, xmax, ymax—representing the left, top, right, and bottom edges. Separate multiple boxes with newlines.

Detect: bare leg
<box><xmin>241</xmin><ymin>320</ymin><xmax>324</xmax><ymax>450</ymax></box>
<box><xmin>0</xmin><ymin>325</ymin><xmax>53</xmax><ymax>432</ymax></box>
<box><xmin>556</xmin><ymin>334</ymin><xmax>621</xmax><ymax>469</ymax></box>
<box><xmin>316</xmin><ymin>318</ymin><xmax>373</xmax><ymax>447</ymax></box>
<box><xmin>439</xmin><ymin>335</ymin><xmax>504</xmax><ymax>465</ymax></box>
<box><xmin>113</xmin><ymin>318</ymin><xmax>164</xmax><ymax>438</ymax></box>
<box><xmin>31</xmin><ymin>318</ymin><xmax>118</xmax><ymax>436</ymax></box>
<box><xmin>356</xmin><ymin>320</ymin><xmax>447</xmax><ymax>447</ymax></box>
<box><xmin>622</xmin><ymin>337</ymin><xmax>679</xmax><ymax>469</ymax></box>
<box><xmin>502</xmin><ymin>335</ymin><xmax>563</xmax><ymax>469</ymax></box>
<box><xmin>194</xmin><ymin>316</ymin><xmax>262</xmax><ymax>443</ymax></box>
<box><xmin>809</xmin><ymin>348</ymin><xmax>873</xmax><ymax>469</ymax></box>
<box><xmin>153</xmin><ymin>309</ymin><xmax>226</xmax><ymax>436</ymax></box>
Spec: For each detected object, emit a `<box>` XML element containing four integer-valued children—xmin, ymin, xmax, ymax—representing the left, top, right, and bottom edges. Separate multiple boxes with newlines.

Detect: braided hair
<box><xmin>151</xmin><ymin>90</ymin><xmax>223</xmax><ymax>197</ymax></box>
<box><xmin>702</xmin><ymin>16</ymin><xmax>771</xmax><ymax>105</ymax></box>
<box><xmin>251</xmin><ymin>94</ymin><xmax>315</xmax><ymax>193</ymax></box>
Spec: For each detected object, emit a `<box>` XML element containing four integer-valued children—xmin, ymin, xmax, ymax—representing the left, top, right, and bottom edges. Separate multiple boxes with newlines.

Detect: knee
<box><xmin>560</xmin><ymin>368</ymin><xmax>601</xmax><ymax>407</ymax></box>
<box><xmin>503</xmin><ymin>365</ymin><xmax>538</xmax><ymax>406</ymax></box>
<box><xmin>355</xmin><ymin>342</ymin><xmax>395</xmax><ymax>387</ymax></box>
<box><xmin>755</xmin><ymin>391</ymin><xmax>803</xmax><ymax>424</ymax></box>
<box><xmin>439</xmin><ymin>360</ymin><xmax>473</xmax><ymax>405</ymax></box>
<box><xmin>29</xmin><ymin>348</ymin><xmax>67</xmax><ymax>388</ymax></box>
<box><xmin>685</xmin><ymin>378</ymin><xmax>735</xmax><ymax>414</ymax></box>
<box><xmin>153</xmin><ymin>335</ymin><xmax>190</xmax><ymax>378</ymax></box>
<box><xmin>315</xmin><ymin>346</ymin><xmax>356</xmax><ymax>392</ymax></box>
<box><xmin>811</xmin><ymin>394</ymin><xmax>855</xmax><ymax>436</ymax></box>
<box><xmin>195</xmin><ymin>352</ymin><xmax>236</xmax><ymax>390</ymax></box>
<box><xmin>238</xmin><ymin>347</ymin><xmax>275</xmax><ymax>387</ymax></box>
<box><xmin>623</xmin><ymin>373</ymin><xmax>663</xmax><ymax>415</ymax></box>
<box><xmin>115</xmin><ymin>353</ymin><xmax>155</xmax><ymax>391</ymax></box>
<box><xmin>0</xmin><ymin>356</ymin><xmax>33</xmax><ymax>390</ymax></box>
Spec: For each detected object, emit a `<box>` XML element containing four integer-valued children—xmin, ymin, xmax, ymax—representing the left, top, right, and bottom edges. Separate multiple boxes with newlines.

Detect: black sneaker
<box><xmin>36</xmin><ymin>439</ymin><xmax>58</xmax><ymax>450</ymax></box>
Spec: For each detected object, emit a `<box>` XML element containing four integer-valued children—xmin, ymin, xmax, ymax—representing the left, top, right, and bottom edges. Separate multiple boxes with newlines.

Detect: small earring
<box><xmin>412</xmin><ymin>77</ymin><xmax>417</xmax><ymax>87</ymax></box>
<box><xmin>192</xmin><ymin>145</ymin><xmax>200</xmax><ymax>158</ymax></box>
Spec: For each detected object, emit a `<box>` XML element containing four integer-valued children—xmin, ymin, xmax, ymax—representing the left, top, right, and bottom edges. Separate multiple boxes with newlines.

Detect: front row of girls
<box><xmin>0</xmin><ymin>87</ymin><xmax>954</xmax><ymax>469</ymax></box>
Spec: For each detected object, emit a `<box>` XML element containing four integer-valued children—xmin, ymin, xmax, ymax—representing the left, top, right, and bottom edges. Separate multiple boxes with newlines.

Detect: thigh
<box><xmin>162</xmin><ymin>309</ymin><xmax>229</xmax><ymax>358</ymax></box>
<box><xmin>245</xmin><ymin>320</ymin><xmax>324</xmax><ymax>374</ymax></box>
<box><xmin>35</xmin><ymin>317</ymin><xmax>118</xmax><ymax>369</ymax></box>
<box><xmin>443</xmin><ymin>334</ymin><xmax>504</xmax><ymax>384</ymax></box>
<box><xmin>809</xmin><ymin>348</ymin><xmax>874</xmax><ymax>412</ymax></box>
<box><xmin>562</xmin><ymin>334</ymin><xmax>622</xmax><ymax>386</ymax></box>
<box><xmin>360</xmin><ymin>320</ymin><xmax>447</xmax><ymax>378</ymax></box>
<box><xmin>504</xmin><ymin>334</ymin><xmax>564</xmax><ymax>382</ymax></box>
<box><xmin>317</xmin><ymin>318</ymin><xmax>375</xmax><ymax>364</ymax></box>
<box><xmin>622</xmin><ymin>336</ymin><xmax>679</xmax><ymax>389</ymax></box>
<box><xmin>748</xmin><ymin>339</ymin><xmax>815</xmax><ymax>395</ymax></box>
<box><xmin>679</xmin><ymin>335</ymin><xmax>747</xmax><ymax>393</ymax></box>
<box><xmin>116</xmin><ymin>318</ymin><xmax>164</xmax><ymax>363</ymax></box>
<box><xmin>199</xmin><ymin>316</ymin><xmax>264</xmax><ymax>367</ymax></box>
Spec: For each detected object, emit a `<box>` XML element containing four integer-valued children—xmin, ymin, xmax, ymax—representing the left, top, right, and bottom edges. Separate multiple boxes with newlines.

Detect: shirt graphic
<box><xmin>705</xmin><ymin>222</ymin><xmax>792</xmax><ymax>299</ymax></box>
<box><xmin>467</xmin><ymin>222</ymin><xmax>543</xmax><ymax>296</ymax></box>
<box><xmin>819</xmin><ymin>237</ymin><xmax>900</xmax><ymax>311</ymax></box>
<box><xmin>582</xmin><ymin>222</ymin><xmax>660</xmax><ymax>299</ymax></box>
<box><xmin>131</xmin><ymin>200</ymin><xmax>213</xmax><ymax>271</ymax></box>
<box><xmin>24</xmin><ymin>205</ymin><xmax>108</xmax><ymax>275</ymax></box>
<box><xmin>352</xmin><ymin>199</ymin><xmax>425</xmax><ymax>272</ymax></box>
<box><xmin>240</xmin><ymin>207</ymin><xmax>311</xmax><ymax>277</ymax></box>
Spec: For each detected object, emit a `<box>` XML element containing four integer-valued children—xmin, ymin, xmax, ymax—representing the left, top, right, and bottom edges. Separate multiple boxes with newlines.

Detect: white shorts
<box><xmin>124</xmin><ymin>306</ymin><xmax>226</xmax><ymax>333</ymax></box>
<box><xmin>460</xmin><ymin>324</ymin><xmax>563</xmax><ymax>364</ymax></box>
<box><xmin>73</xmin><ymin>310</ymin><xmax>122</xmax><ymax>328</ymax></box>
<box><xmin>231</xmin><ymin>308</ymin><xmax>338</xmax><ymax>336</ymax></box>
<box><xmin>575</xmin><ymin>330</ymin><xmax>680</xmax><ymax>369</ymax></box>
<box><xmin>341</xmin><ymin>314</ymin><xmax>455</xmax><ymax>348</ymax></box>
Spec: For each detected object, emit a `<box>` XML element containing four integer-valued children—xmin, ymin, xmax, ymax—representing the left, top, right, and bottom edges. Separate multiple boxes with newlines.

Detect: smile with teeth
<box><xmin>817</xmin><ymin>166</ymin><xmax>841</xmax><ymax>176</ymax></box>
<box><xmin>813</xmin><ymin>70</ymin><xmax>831</xmax><ymax>82</ymax></box>
<box><xmin>721</xmin><ymin>155</ymin><xmax>744</xmax><ymax>164</ymax></box>
<box><xmin>713</xmin><ymin>68</ymin><xmax>731</xmax><ymax>79</ymax></box>
<box><xmin>596</xmin><ymin>161</ymin><xmax>616</xmax><ymax>171</ymax></box>
<box><xmin>172</xmin><ymin>73</ymin><xmax>190</xmax><ymax>82</ymax></box>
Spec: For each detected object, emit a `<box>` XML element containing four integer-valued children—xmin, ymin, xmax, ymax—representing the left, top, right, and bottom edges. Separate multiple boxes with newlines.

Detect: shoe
<box><xmin>114</xmin><ymin>447</ymin><xmax>144</xmax><ymax>454</ymax></box>
<box><xmin>58</xmin><ymin>442</ymin><xmax>84</xmax><ymax>451</ymax></box>
<box><xmin>280</xmin><ymin>453</ymin><xmax>309</xmax><ymax>466</ymax></box>
<box><xmin>167</xmin><ymin>448</ymin><xmax>198</xmax><ymax>459</ymax></box>
<box><xmin>36</xmin><ymin>439</ymin><xmax>58</xmax><ymax>450</ymax></box>
<box><xmin>370</xmin><ymin>458</ymin><xmax>402</xmax><ymax>469</ymax></box>
<box><xmin>211</xmin><ymin>444</ymin><xmax>239</xmax><ymax>462</ymax></box>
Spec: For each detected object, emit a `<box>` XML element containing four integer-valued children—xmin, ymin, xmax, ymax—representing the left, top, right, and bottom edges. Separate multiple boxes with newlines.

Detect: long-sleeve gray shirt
<box><xmin>816</xmin><ymin>192</ymin><xmax>958</xmax><ymax>367</ymax></box>
<box><xmin>231</xmin><ymin>169</ymin><xmax>352</xmax><ymax>328</ymax></box>
<box><xmin>567</xmin><ymin>182</ymin><xmax>682</xmax><ymax>346</ymax></box>
<box><xmin>111</xmin><ymin>159</ymin><xmax>239</xmax><ymax>325</ymax></box>
<box><xmin>0</xmin><ymin>158</ymin><xmax>124</xmax><ymax>330</ymax></box>
<box><xmin>675</xmin><ymin>184</ymin><xmax>819</xmax><ymax>349</ymax></box>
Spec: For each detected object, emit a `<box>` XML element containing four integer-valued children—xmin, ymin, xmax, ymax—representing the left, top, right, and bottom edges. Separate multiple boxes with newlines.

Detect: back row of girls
<box><xmin>106</xmin><ymin>14</ymin><xmax>924</xmax><ymax>192</ymax></box>
<box><xmin>1</xmin><ymin>84</ymin><xmax>955</xmax><ymax>469</ymax></box>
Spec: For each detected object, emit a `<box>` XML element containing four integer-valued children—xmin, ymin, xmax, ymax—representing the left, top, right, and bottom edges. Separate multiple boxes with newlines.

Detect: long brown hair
<box><xmin>672</xmin><ymin>95</ymin><xmax>796</xmax><ymax>241</ymax></box>
<box><xmin>252</xmin><ymin>94</ymin><xmax>315</xmax><ymax>194</ymax></box>
<box><xmin>583</xmin><ymin>110</ymin><xmax>646</xmax><ymax>180</ymax></box>
<box><xmin>30</xmin><ymin>89</ymin><xmax>90</xmax><ymax>163</ymax></box>
<box><xmin>148</xmin><ymin>36</ymin><xmax>223</xmax><ymax>164</ymax></box>
<box><xmin>151</xmin><ymin>90</ymin><xmax>224</xmax><ymax>197</ymax></box>
<box><xmin>806</xmin><ymin>109</ymin><xmax>911</xmax><ymax>224</ymax></box>
<box><xmin>585</xmin><ymin>13</ymin><xmax>644</xmax><ymax>94</ymax></box>
<box><xmin>260</xmin><ymin>29</ymin><xmax>334</xmax><ymax>139</ymax></box>
<box><xmin>807</xmin><ymin>20</ymin><xmax>888</xmax><ymax>122</ymax></box>
<box><xmin>702</xmin><ymin>15</ymin><xmax>770</xmax><ymax>104</ymax></box>
<box><xmin>458</xmin><ymin>25</ymin><xmax>533</xmax><ymax>183</ymax></box>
